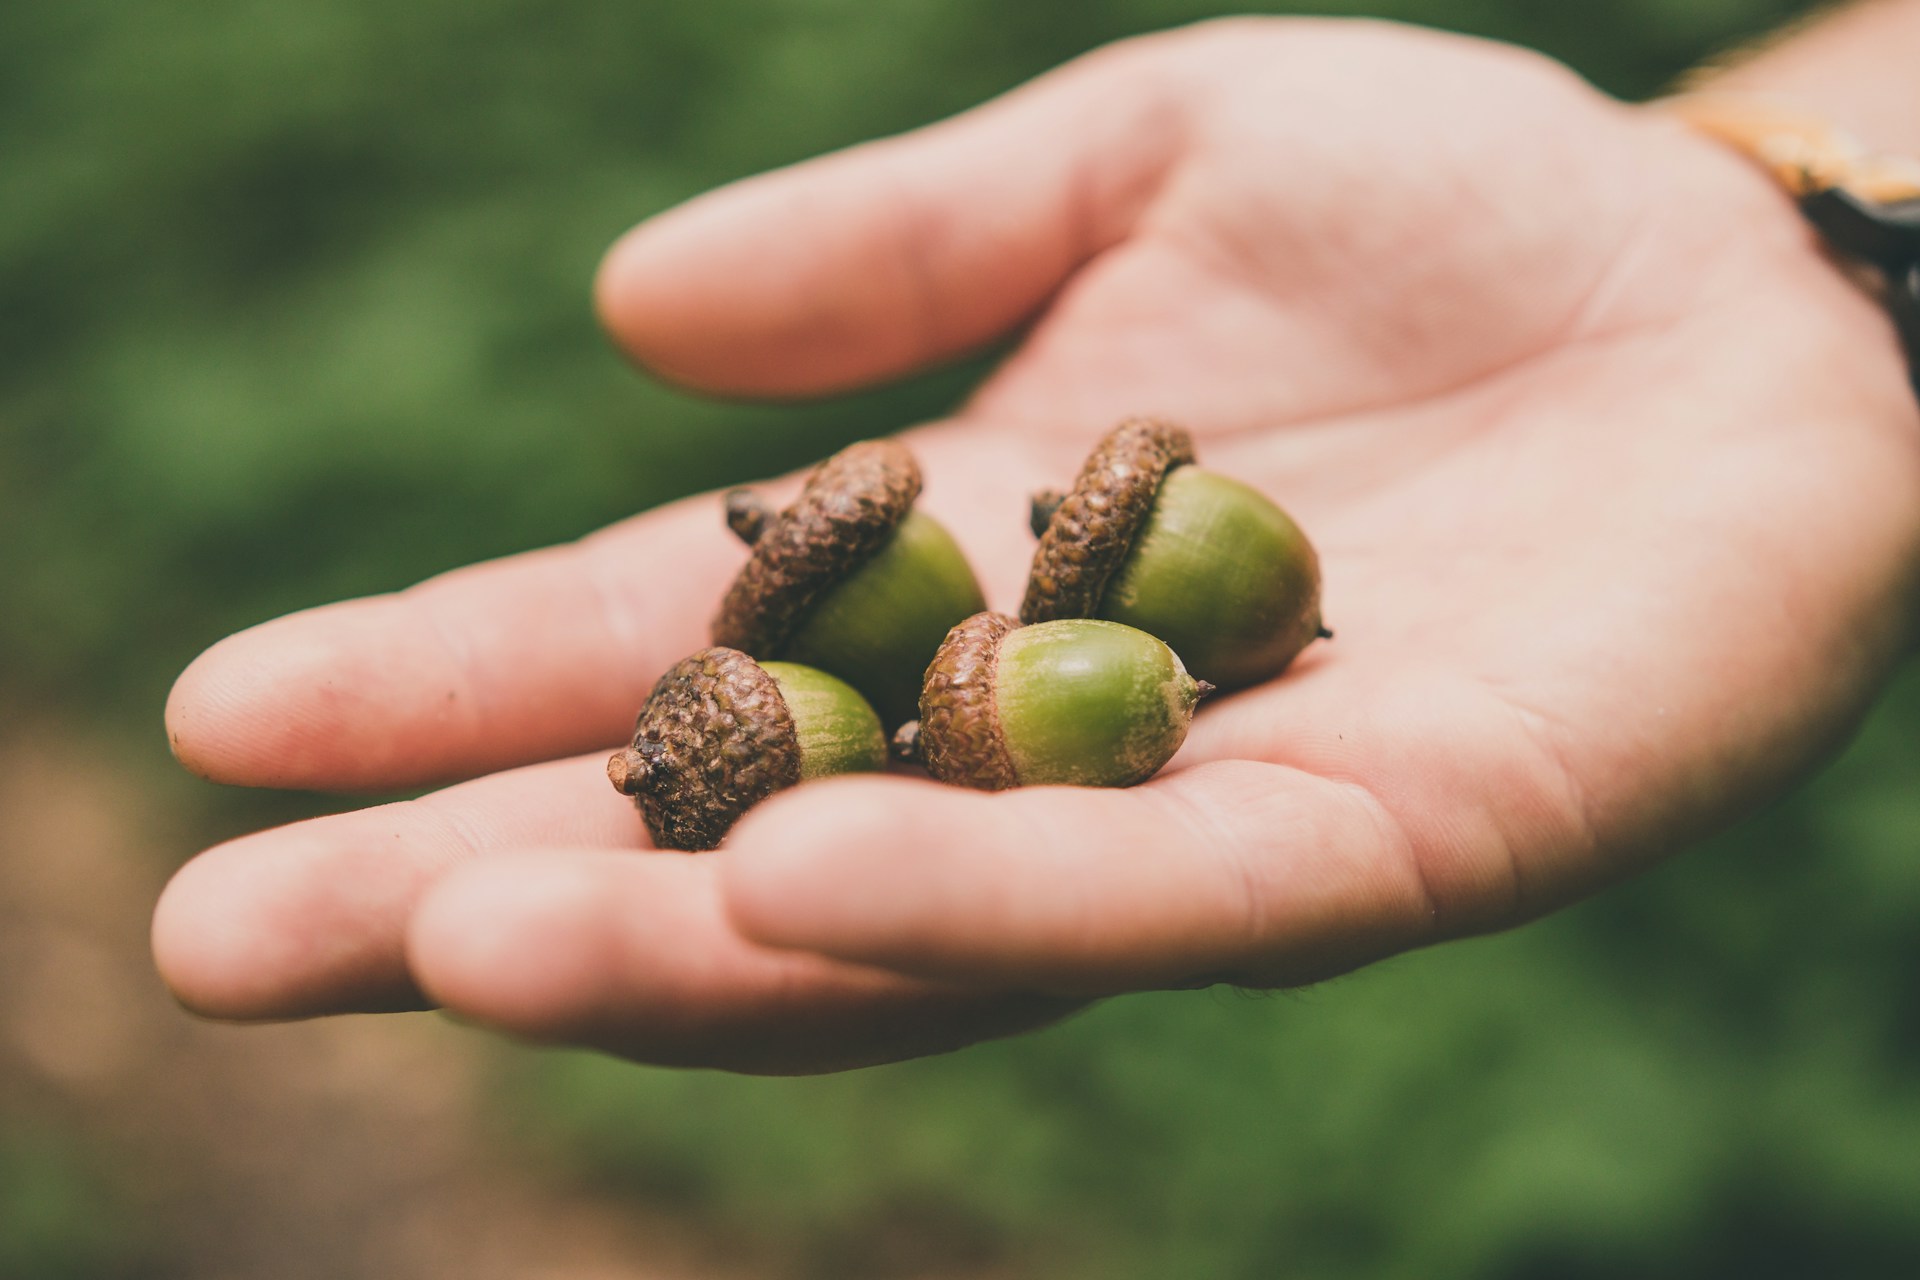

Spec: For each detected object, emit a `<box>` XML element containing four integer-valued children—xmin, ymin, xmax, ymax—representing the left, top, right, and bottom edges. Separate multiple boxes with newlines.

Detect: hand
<box><xmin>153</xmin><ymin>18</ymin><xmax>1920</xmax><ymax>1073</ymax></box>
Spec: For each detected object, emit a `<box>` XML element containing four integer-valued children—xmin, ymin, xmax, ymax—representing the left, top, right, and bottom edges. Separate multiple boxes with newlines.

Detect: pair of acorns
<box><xmin>609</xmin><ymin>419</ymin><xmax>1326</xmax><ymax>851</ymax></box>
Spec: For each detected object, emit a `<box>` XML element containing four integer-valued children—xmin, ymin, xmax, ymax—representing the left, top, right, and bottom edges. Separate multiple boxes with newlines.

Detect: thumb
<box><xmin>719</xmin><ymin>763</ymin><xmax>1435</xmax><ymax>996</ymax></box>
<box><xmin>595</xmin><ymin>39</ymin><xmax>1186</xmax><ymax>397</ymax></box>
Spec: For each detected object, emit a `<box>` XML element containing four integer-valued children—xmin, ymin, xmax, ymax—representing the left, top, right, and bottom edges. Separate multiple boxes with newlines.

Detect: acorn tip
<box><xmin>607</xmin><ymin>747</ymin><xmax>652</xmax><ymax>795</ymax></box>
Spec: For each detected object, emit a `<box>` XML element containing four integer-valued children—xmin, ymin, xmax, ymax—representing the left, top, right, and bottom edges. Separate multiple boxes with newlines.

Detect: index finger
<box><xmin>165</xmin><ymin>495</ymin><xmax>734</xmax><ymax>791</ymax></box>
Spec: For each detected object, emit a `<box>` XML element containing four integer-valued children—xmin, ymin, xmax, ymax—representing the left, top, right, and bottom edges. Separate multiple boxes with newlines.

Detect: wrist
<box><xmin>1688</xmin><ymin>1</ymin><xmax>1920</xmax><ymax>158</ymax></box>
<box><xmin>1659</xmin><ymin>5</ymin><xmax>1920</xmax><ymax>396</ymax></box>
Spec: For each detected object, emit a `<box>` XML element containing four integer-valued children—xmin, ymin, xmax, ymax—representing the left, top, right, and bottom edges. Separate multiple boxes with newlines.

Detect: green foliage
<box><xmin>10</xmin><ymin>0</ymin><xmax>1916</xmax><ymax>1276</ymax></box>
<box><xmin>0</xmin><ymin>1136</ymin><xmax>137</xmax><ymax>1280</ymax></box>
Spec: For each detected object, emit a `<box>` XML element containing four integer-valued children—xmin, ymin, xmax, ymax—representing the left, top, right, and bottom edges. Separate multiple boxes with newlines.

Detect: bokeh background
<box><xmin>6</xmin><ymin>0</ymin><xmax>1919</xmax><ymax>1276</ymax></box>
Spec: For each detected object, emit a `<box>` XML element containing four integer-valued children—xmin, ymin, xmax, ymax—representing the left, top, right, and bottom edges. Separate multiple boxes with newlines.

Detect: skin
<box><xmin>153</xmin><ymin>18</ymin><xmax>1920</xmax><ymax>1074</ymax></box>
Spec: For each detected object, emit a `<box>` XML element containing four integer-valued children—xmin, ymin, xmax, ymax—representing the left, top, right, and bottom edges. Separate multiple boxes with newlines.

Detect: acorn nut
<box><xmin>1023</xmin><ymin>419</ymin><xmax>1327</xmax><ymax>691</ymax></box>
<box><xmin>713</xmin><ymin>439</ymin><xmax>986</xmax><ymax>729</ymax></box>
<box><xmin>896</xmin><ymin>613</ymin><xmax>1209</xmax><ymax>791</ymax></box>
<box><xmin>609</xmin><ymin>647</ymin><xmax>886</xmax><ymax>852</ymax></box>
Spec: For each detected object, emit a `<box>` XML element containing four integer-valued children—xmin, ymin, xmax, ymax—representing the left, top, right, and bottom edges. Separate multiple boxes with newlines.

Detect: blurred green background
<box><xmin>7</xmin><ymin>0</ymin><xmax>1920</xmax><ymax>1276</ymax></box>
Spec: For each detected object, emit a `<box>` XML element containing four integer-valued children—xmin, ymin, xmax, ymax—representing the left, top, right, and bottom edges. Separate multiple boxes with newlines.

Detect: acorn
<box><xmin>894</xmin><ymin>612</ymin><xmax>1209</xmax><ymax>791</ymax></box>
<box><xmin>608</xmin><ymin>647</ymin><xmax>887</xmax><ymax>851</ymax></box>
<box><xmin>713</xmin><ymin>439</ymin><xmax>986</xmax><ymax>729</ymax></box>
<box><xmin>1022</xmin><ymin>419</ymin><xmax>1327</xmax><ymax>691</ymax></box>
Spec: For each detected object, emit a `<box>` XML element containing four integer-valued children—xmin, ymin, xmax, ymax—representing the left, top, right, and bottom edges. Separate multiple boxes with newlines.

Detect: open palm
<box><xmin>156</xmin><ymin>19</ymin><xmax>1920</xmax><ymax>1073</ymax></box>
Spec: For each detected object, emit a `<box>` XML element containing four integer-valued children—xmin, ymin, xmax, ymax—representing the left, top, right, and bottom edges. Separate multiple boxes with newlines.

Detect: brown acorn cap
<box><xmin>711</xmin><ymin>439</ymin><xmax>922</xmax><ymax>657</ymax></box>
<box><xmin>916</xmin><ymin>611</ymin><xmax>1021</xmax><ymax>791</ymax></box>
<box><xmin>1019</xmin><ymin>419</ymin><xmax>1196</xmax><ymax>625</ymax></box>
<box><xmin>607</xmin><ymin>647</ymin><xmax>802</xmax><ymax>852</ymax></box>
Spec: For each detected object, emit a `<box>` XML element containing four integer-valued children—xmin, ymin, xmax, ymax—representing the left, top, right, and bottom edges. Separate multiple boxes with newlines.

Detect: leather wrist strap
<box><xmin>1666</xmin><ymin>93</ymin><xmax>1920</xmax><ymax>394</ymax></box>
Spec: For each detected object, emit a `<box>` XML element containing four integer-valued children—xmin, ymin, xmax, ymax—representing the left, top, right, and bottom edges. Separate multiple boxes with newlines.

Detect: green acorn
<box><xmin>1023</xmin><ymin>419</ymin><xmax>1327</xmax><ymax>691</ymax></box>
<box><xmin>713</xmin><ymin>439</ymin><xmax>986</xmax><ymax>729</ymax></box>
<box><xmin>894</xmin><ymin>613</ymin><xmax>1208</xmax><ymax>791</ymax></box>
<box><xmin>609</xmin><ymin>648</ymin><xmax>886</xmax><ymax>851</ymax></box>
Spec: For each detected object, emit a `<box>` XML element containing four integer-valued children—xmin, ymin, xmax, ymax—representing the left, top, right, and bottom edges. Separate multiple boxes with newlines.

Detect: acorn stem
<box><xmin>1316</xmin><ymin>626</ymin><xmax>1335</xmax><ymax>642</ymax></box>
<box><xmin>606</xmin><ymin>746</ymin><xmax>655</xmax><ymax>795</ymax></box>
<box><xmin>724</xmin><ymin>488</ymin><xmax>772</xmax><ymax>544</ymax></box>
<box><xmin>891</xmin><ymin>720</ymin><xmax>924</xmax><ymax>764</ymax></box>
<box><xmin>1028</xmin><ymin>489</ymin><xmax>1066</xmax><ymax>539</ymax></box>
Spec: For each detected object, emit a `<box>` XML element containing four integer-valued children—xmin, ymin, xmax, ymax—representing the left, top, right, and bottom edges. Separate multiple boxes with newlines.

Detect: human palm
<box><xmin>155</xmin><ymin>20</ymin><xmax>1920</xmax><ymax>1072</ymax></box>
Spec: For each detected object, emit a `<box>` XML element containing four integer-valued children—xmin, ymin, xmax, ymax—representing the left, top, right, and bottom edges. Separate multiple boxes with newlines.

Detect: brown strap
<box><xmin>1663</xmin><ymin>94</ymin><xmax>1920</xmax><ymax>203</ymax></box>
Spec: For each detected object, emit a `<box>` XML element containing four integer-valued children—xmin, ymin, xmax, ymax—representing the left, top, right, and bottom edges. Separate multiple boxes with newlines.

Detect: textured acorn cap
<box><xmin>608</xmin><ymin>647</ymin><xmax>801</xmax><ymax>852</ymax></box>
<box><xmin>1020</xmin><ymin>419</ymin><xmax>1195</xmax><ymax>624</ymax></box>
<box><xmin>712</xmin><ymin>439</ymin><xmax>922</xmax><ymax>657</ymax></box>
<box><xmin>915</xmin><ymin>611</ymin><xmax>1021</xmax><ymax>792</ymax></box>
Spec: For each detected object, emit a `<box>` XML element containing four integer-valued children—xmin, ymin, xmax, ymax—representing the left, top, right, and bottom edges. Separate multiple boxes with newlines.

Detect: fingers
<box><xmin>409</xmin><ymin>852</ymin><xmax>1078</xmax><ymax>1074</ymax></box>
<box><xmin>720</xmin><ymin>764</ymin><xmax>1437</xmax><ymax>996</ymax></box>
<box><xmin>165</xmin><ymin>496</ymin><xmax>735</xmax><ymax>791</ymax></box>
<box><xmin>153</xmin><ymin>751</ymin><xmax>1069</xmax><ymax>1072</ymax></box>
<box><xmin>152</xmin><ymin>755</ymin><xmax>645</xmax><ymax>1019</ymax></box>
<box><xmin>595</xmin><ymin>40</ymin><xmax>1186</xmax><ymax>396</ymax></box>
